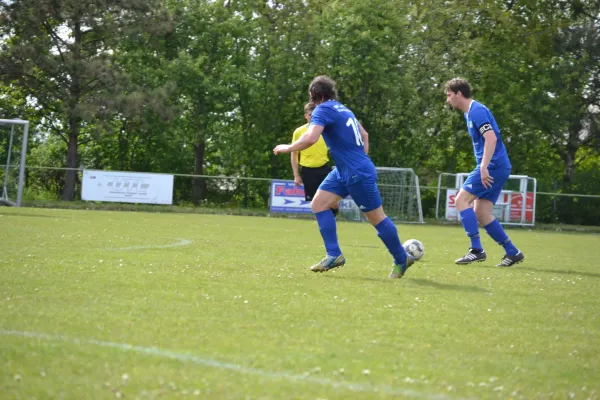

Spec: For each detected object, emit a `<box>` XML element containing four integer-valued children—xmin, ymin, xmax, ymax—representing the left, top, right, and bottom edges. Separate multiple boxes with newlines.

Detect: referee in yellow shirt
<box><xmin>291</xmin><ymin>103</ymin><xmax>338</xmax><ymax>216</ymax></box>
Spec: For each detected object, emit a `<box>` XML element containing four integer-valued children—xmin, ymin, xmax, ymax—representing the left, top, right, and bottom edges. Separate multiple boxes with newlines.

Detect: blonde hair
<box><xmin>304</xmin><ymin>103</ymin><xmax>315</xmax><ymax>114</ymax></box>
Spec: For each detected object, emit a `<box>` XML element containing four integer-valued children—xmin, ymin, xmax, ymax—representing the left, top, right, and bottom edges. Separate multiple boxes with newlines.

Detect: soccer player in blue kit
<box><xmin>273</xmin><ymin>76</ymin><xmax>415</xmax><ymax>279</ymax></box>
<box><xmin>444</xmin><ymin>78</ymin><xmax>525</xmax><ymax>267</ymax></box>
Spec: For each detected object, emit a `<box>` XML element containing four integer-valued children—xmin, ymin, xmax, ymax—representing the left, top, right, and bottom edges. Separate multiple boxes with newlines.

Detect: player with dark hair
<box><xmin>274</xmin><ymin>76</ymin><xmax>415</xmax><ymax>279</ymax></box>
<box><xmin>444</xmin><ymin>77</ymin><xmax>524</xmax><ymax>267</ymax></box>
<box><xmin>291</xmin><ymin>103</ymin><xmax>337</xmax><ymax>217</ymax></box>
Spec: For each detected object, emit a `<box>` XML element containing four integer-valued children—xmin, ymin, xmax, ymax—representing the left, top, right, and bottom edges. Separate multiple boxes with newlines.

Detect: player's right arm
<box><xmin>274</xmin><ymin>125</ymin><xmax>324</xmax><ymax>155</ymax></box>
<box><xmin>274</xmin><ymin>105</ymin><xmax>327</xmax><ymax>155</ymax></box>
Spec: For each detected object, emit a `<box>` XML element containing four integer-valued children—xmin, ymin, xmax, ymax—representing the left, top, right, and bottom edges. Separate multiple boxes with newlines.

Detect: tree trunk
<box><xmin>61</xmin><ymin>118</ymin><xmax>79</xmax><ymax>201</ymax></box>
<box><xmin>62</xmin><ymin>15</ymin><xmax>82</xmax><ymax>201</ymax></box>
<box><xmin>561</xmin><ymin>124</ymin><xmax>582</xmax><ymax>190</ymax></box>
<box><xmin>192</xmin><ymin>139</ymin><xmax>206</xmax><ymax>205</ymax></box>
<box><xmin>562</xmin><ymin>147</ymin><xmax>577</xmax><ymax>190</ymax></box>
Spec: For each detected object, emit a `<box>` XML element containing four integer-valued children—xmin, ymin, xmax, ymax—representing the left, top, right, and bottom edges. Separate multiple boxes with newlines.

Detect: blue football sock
<box><xmin>459</xmin><ymin>208</ymin><xmax>482</xmax><ymax>250</ymax></box>
<box><xmin>375</xmin><ymin>217</ymin><xmax>407</xmax><ymax>265</ymax></box>
<box><xmin>314</xmin><ymin>210</ymin><xmax>342</xmax><ymax>257</ymax></box>
<box><xmin>484</xmin><ymin>219</ymin><xmax>519</xmax><ymax>256</ymax></box>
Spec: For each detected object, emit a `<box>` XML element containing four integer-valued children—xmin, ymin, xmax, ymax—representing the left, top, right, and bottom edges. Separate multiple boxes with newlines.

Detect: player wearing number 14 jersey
<box><xmin>273</xmin><ymin>75</ymin><xmax>416</xmax><ymax>279</ymax></box>
<box><xmin>311</xmin><ymin>100</ymin><xmax>375</xmax><ymax>186</ymax></box>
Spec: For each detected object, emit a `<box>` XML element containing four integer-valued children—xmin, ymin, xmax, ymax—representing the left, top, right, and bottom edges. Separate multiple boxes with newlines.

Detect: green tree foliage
<box><xmin>164</xmin><ymin>0</ymin><xmax>242</xmax><ymax>204</ymax></box>
<box><xmin>315</xmin><ymin>0</ymin><xmax>417</xmax><ymax>168</ymax></box>
<box><xmin>0</xmin><ymin>0</ymin><xmax>172</xmax><ymax>200</ymax></box>
<box><xmin>508</xmin><ymin>0</ymin><xmax>600</xmax><ymax>189</ymax></box>
<box><xmin>1</xmin><ymin>0</ymin><xmax>599</xmax><ymax>224</ymax></box>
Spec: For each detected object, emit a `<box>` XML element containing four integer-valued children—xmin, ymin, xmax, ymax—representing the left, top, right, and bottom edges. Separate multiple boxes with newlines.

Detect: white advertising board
<box><xmin>269</xmin><ymin>180</ymin><xmax>312</xmax><ymax>213</ymax></box>
<box><xmin>269</xmin><ymin>180</ymin><xmax>359</xmax><ymax>214</ymax></box>
<box><xmin>445</xmin><ymin>189</ymin><xmax>458</xmax><ymax>221</ymax></box>
<box><xmin>82</xmin><ymin>170</ymin><xmax>174</xmax><ymax>205</ymax></box>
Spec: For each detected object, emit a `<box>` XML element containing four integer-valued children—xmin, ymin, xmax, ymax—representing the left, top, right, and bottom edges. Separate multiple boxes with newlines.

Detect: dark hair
<box><xmin>309</xmin><ymin>75</ymin><xmax>338</xmax><ymax>103</ymax></box>
<box><xmin>303</xmin><ymin>102</ymin><xmax>315</xmax><ymax>114</ymax></box>
<box><xmin>444</xmin><ymin>78</ymin><xmax>472</xmax><ymax>98</ymax></box>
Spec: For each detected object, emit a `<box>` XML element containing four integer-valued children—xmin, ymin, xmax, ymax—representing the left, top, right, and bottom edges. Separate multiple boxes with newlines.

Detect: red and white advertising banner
<box><xmin>506</xmin><ymin>192</ymin><xmax>534</xmax><ymax>223</ymax></box>
<box><xmin>445</xmin><ymin>189</ymin><xmax>534</xmax><ymax>223</ymax></box>
<box><xmin>445</xmin><ymin>189</ymin><xmax>459</xmax><ymax>221</ymax></box>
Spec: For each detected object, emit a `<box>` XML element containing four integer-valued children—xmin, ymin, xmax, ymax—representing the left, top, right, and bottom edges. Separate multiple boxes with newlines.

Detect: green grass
<box><xmin>1</xmin><ymin>207</ymin><xmax>599</xmax><ymax>399</ymax></box>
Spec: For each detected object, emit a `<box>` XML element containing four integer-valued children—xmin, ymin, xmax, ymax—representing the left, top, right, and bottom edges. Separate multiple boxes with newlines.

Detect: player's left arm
<box><xmin>274</xmin><ymin>124</ymin><xmax>324</xmax><ymax>154</ymax></box>
<box><xmin>472</xmin><ymin>108</ymin><xmax>497</xmax><ymax>188</ymax></box>
<box><xmin>359</xmin><ymin>123</ymin><xmax>369</xmax><ymax>154</ymax></box>
<box><xmin>480</xmin><ymin>128</ymin><xmax>497</xmax><ymax>189</ymax></box>
<box><xmin>481</xmin><ymin>130</ymin><xmax>497</xmax><ymax>169</ymax></box>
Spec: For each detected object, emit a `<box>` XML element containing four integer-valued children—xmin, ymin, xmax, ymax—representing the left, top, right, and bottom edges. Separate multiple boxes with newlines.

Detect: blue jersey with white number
<box><xmin>465</xmin><ymin>100</ymin><xmax>511</xmax><ymax>169</ymax></box>
<box><xmin>310</xmin><ymin>100</ymin><xmax>376</xmax><ymax>185</ymax></box>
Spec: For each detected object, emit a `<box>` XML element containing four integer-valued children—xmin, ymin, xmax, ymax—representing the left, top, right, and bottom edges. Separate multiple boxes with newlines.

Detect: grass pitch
<box><xmin>1</xmin><ymin>208</ymin><xmax>599</xmax><ymax>399</ymax></box>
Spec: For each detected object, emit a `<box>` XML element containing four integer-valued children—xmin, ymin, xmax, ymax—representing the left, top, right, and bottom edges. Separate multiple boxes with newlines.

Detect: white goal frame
<box><xmin>342</xmin><ymin>167</ymin><xmax>424</xmax><ymax>223</ymax></box>
<box><xmin>435</xmin><ymin>172</ymin><xmax>537</xmax><ymax>226</ymax></box>
<box><xmin>0</xmin><ymin>119</ymin><xmax>29</xmax><ymax>207</ymax></box>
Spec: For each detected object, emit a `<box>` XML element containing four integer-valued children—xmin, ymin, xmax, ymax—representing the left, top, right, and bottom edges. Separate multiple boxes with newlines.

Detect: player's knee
<box><xmin>477</xmin><ymin>213</ymin><xmax>495</xmax><ymax>226</ymax></box>
<box><xmin>455</xmin><ymin>192</ymin><xmax>472</xmax><ymax>211</ymax></box>
<box><xmin>311</xmin><ymin>202</ymin><xmax>326</xmax><ymax>213</ymax></box>
<box><xmin>474</xmin><ymin>200</ymin><xmax>494</xmax><ymax>224</ymax></box>
<box><xmin>364</xmin><ymin>206</ymin><xmax>386</xmax><ymax>226</ymax></box>
<box><xmin>311</xmin><ymin>196</ymin><xmax>330</xmax><ymax>213</ymax></box>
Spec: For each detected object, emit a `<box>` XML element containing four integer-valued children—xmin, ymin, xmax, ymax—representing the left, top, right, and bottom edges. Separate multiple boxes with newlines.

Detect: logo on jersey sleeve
<box><xmin>478</xmin><ymin>123</ymin><xmax>492</xmax><ymax>134</ymax></box>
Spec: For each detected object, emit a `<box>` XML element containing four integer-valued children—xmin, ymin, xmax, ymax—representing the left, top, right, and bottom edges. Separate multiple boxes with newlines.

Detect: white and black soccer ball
<box><xmin>403</xmin><ymin>239</ymin><xmax>424</xmax><ymax>261</ymax></box>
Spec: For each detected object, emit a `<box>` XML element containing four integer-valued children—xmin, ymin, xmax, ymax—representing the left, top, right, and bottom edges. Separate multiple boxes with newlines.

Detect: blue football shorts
<box><xmin>319</xmin><ymin>168</ymin><xmax>382</xmax><ymax>212</ymax></box>
<box><xmin>462</xmin><ymin>166</ymin><xmax>511</xmax><ymax>204</ymax></box>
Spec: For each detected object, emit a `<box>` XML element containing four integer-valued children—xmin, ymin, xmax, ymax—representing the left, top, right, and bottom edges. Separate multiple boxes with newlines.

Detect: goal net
<box><xmin>341</xmin><ymin>167</ymin><xmax>424</xmax><ymax>223</ymax></box>
<box><xmin>376</xmin><ymin>167</ymin><xmax>424</xmax><ymax>223</ymax></box>
<box><xmin>0</xmin><ymin>119</ymin><xmax>29</xmax><ymax>207</ymax></box>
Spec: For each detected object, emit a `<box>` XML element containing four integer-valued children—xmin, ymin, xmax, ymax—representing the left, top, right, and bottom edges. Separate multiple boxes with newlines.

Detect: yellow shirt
<box><xmin>292</xmin><ymin>124</ymin><xmax>329</xmax><ymax>168</ymax></box>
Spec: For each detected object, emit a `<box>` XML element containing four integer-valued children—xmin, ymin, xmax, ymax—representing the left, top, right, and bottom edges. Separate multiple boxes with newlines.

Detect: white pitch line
<box><xmin>1</xmin><ymin>329</ymin><xmax>456</xmax><ymax>399</ymax></box>
<box><xmin>106</xmin><ymin>238</ymin><xmax>192</xmax><ymax>251</ymax></box>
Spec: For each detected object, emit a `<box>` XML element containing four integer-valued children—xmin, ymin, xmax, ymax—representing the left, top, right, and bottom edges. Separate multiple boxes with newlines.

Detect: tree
<box><xmin>0</xmin><ymin>0</ymin><xmax>171</xmax><ymax>200</ymax></box>
<box><xmin>315</xmin><ymin>0</ymin><xmax>414</xmax><ymax>168</ymax></box>
<box><xmin>514</xmin><ymin>0</ymin><xmax>600</xmax><ymax>189</ymax></box>
<box><xmin>160</xmin><ymin>0</ymin><xmax>241</xmax><ymax>204</ymax></box>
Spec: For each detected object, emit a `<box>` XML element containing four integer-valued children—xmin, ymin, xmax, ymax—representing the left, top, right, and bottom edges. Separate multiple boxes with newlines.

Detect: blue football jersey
<box><xmin>465</xmin><ymin>101</ymin><xmax>511</xmax><ymax>169</ymax></box>
<box><xmin>310</xmin><ymin>100</ymin><xmax>376</xmax><ymax>185</ymax></box>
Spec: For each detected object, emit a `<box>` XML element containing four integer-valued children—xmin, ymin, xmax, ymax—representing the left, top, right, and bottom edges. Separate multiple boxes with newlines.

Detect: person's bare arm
<box><xmin>359</xmin><ymin>124</ymin><xmax>369</xmax><ymax>154</ymax></box>
<box><xmin>274</xmin><ymin>124</ymin><xmax>324</xmax><ymax>154</ymax></box>
<box><xmin>480</xmin><ymin>130</ymin><xmax>497</xmax><ymax>188</ymax></box>
<box><xmin>291</xmin><ymin>151</ymin><xmax>302</xmax><ymax>185</ymax></box>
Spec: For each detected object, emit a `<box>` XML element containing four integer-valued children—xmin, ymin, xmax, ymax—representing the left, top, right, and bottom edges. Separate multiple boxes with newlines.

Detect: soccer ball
<box><xmin>403</xmin><ymin>239</ymin><xmax>424</xmax><ymax>261</ymax></box>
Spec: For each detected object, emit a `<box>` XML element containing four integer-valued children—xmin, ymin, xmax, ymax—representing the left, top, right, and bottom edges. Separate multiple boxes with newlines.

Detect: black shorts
<box><xmin>300</xmin><ymin>165</ymin><xmax>332</xmax><ymax>201</ymax></box>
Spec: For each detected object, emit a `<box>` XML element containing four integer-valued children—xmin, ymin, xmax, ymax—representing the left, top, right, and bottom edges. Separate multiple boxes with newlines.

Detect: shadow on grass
<box><xmin>322</xmin><ymin>275</ymin><xmax>388</xmax><ymax>283</ymax></box>
<box><xmin>321</xmin><ymin>275</ymin><xmax>492</xmax><ymax>293</ymax></box>
<box><xmin>408</xmin><ymin>278</ymin><xmax>491</xmax><ymax>293</ymax></box>
<box><xmin>343</xmin><ymin>244</ymin><xmax>380</xmax><ymax>249</ymax></box>
<box><xmin>474</xmin><ymin>263</ymin><xmax>600</xmax><ymax>279</ymax></box>
<box><xmin>0</xmin><ymin>212</ymin><xmax>66</xmax><ymax>219</ymax></box>
<box><xmin>516</xmin><ymin>266</ymin><xmax>600</xmax><ymax>279</ymax></box>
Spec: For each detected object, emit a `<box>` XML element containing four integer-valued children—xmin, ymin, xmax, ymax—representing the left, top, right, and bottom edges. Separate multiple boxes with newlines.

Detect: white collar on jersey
<box><xmin>466</xmin><ymin>99</ymin><xmax>474</xmax><ymax>116</ymax></box>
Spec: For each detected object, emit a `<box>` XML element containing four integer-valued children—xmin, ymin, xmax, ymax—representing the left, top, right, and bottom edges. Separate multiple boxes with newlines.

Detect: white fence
<box><xmin>435</xmin><ymin>172</ymin><xmax>537</xmax><ymax>226</ymax></box>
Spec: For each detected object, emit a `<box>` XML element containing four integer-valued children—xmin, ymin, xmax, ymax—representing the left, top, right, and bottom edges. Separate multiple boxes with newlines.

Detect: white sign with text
<box><xmin>82</xmin><ymin>170</ymin><xmax>174</xmax><ymax>205</ymax></box>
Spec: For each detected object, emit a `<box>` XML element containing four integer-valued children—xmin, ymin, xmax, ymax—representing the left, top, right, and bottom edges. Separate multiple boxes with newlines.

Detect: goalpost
<box><xmin>341</xmin><ymin>167</ymin><xmax>424</xmax><ymax>223</ymax></box>
<box><xmin>0</xmin><ymin>119</ymin><xmax>29</xmax><ymax>207</ymax></box>
<box><xmin>376</xmin><ymin>167</ymin><xmax>424</xmax><ymax>223</ymax></box>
